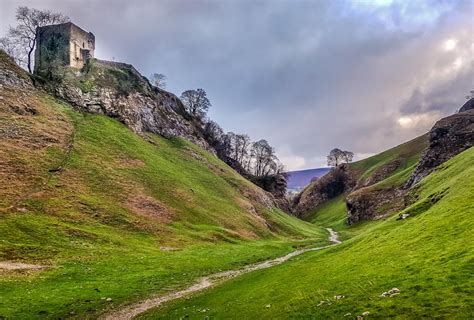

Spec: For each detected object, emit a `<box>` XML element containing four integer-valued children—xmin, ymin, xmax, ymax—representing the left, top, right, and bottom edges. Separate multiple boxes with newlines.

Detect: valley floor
<box><xmin>105</xmin><ymin>228</ymin><xmax>341</xmax><ymax>320</ymax></box>
<box><xmin>138</xmin><ymin>148</ymin><xmax>474</xmax><ymax>319</ymax></box>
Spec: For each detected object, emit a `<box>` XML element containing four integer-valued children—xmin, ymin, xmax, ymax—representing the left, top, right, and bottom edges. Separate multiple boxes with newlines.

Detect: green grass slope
<box><xmin>141</xmin><ymin>147</ymin><xmax>474</xmax><ymax>319</ymax></box>
<box><xmin>0</xmin><ymin>82</ymin><xmax>324</xmax><ymax>318</ymax></box>
<box><xmin>350</xmin><ymin>134</ymin><xmax>428</xmax><ymax>185</ymax></box>
<box><xmin>301</xmin><ymin>134</ymin><xmax>428</xmax><ymax>229</ymax></box>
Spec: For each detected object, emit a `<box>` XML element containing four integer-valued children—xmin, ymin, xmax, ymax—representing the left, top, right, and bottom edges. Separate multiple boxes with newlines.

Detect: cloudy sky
<box><xmin>1</xmin><ymin>0</ymin><xmax>473</xmax><ymax>170</ymax></box>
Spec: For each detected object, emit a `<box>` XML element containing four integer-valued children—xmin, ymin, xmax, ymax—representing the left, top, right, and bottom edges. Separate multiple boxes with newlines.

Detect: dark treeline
<box><xmin>203</xmin><ymin>120</ymin><xmax>284</xmax><ymax>177</ymax></box>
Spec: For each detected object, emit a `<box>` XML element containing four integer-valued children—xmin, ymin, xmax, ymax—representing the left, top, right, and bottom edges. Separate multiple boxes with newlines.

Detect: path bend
<box><xmin>104</xmin><ymin>227</ymin><xmax>341</xmax><ymax>320</ymax></box>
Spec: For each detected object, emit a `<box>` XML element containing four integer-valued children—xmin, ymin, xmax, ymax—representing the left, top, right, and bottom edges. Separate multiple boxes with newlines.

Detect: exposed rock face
<box><xmin>40</xmin><ymin>59</ymin><xmax>210</xmax><ymax>150</ymax></box>
<box><xmin>348</xmin><ymin>104</ymin><xmax>473</xmax><ymax>224</ymax></box>
<box><xmin>294</xmin><ymin>165</ymin><xmax>354</xmax><ymax>215</ymax></box>
<box><xmin>406</xmin><ymin>108</ymin><xmax>474</xmax><ymax>188</ymax></box>
<box><xmin>459</xmin><ymin>98</ymin><xmax>474</xmax><ymax>112</ymax></box>
<box><xmin>346</xmin><ymin>187</ymin><xmax>404</xmax><ymax>225</ymax></box>
<box><xmin>0</xmin><ymin>50</ymin><xmax>34</xmax><ymax>90</ymax></box>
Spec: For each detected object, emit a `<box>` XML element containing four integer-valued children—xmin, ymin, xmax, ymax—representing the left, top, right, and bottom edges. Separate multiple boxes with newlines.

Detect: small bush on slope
<box><xmin>141</xmin><ymin>147</ymin><xmax>474</xmax><ymax>319</ymax></box>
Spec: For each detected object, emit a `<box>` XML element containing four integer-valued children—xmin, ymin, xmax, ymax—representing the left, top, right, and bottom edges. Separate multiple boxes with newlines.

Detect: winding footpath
<box><xmin>104</xmin><ymin>228</ymin><xmax>341</xmax><ymax>320</ymax></box>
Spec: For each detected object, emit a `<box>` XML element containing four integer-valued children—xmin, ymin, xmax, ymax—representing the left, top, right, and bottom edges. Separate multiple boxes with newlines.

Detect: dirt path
<box><xmin>326</xmin><ymin>227</ymin><xmax>341</xmax><ymax>244</ymax></box>
<box><xmin>0</xmin><ymin>261</ymin><xmax>45</xmax><ymax>271</ymax></box>
<box><xmin>104</xmin><ymin>228</ymin><xmax>341</xmax><ymax>320</ymax></box>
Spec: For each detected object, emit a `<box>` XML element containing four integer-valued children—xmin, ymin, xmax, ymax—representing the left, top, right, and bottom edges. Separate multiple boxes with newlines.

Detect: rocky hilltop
<box><xmin>406</xmin><ymin>99</ymin><xmax>474</xmax><ymax>187</ymax></box>
<box><xmin>459</xmin><ymin>97</ymin><xmax>474</xmax><ymax>113</ymax></box>
<box><xmin>37</xmin><ymin>58</ymin><xmax>210</xmax><ymax>150</ymax></box>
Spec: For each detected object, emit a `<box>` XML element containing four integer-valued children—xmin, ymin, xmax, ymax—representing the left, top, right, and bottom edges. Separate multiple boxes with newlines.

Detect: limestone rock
<box><xmin>406</xmin><ymin>108</ymin><xmax>474</xmax><ymax>188</ymax></box>
<box><xmin>459</xmin><ymin>98</ymin><xmax>474</xmax><ymax>112</ymax></box>
<box><xmin>346</xmin><ymin>187</ymin><xmax>404</xmax><ymax>225</ymax></box>
<box><xmin>380</xmin><ymin>287</ymin><xmax>401</xmax><ymax>298</ymax></box>
<box><xmin>41</xmin><ymin>60</ymin><xmax>211</xmax><ymax>151</ymax></box>
<box><xmin>0</xmin><ymin>50</ymin><xmax>34</xmax><ymax>90</ymax></box>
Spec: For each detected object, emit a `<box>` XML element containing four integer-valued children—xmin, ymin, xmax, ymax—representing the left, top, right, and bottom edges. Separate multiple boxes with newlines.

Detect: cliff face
<box><xmin>346</xmin><ymin>187</ymin><xmax>405</xmax><ymax>224</ymax></box>
<box><xmin>459</xmin><ymin>97</ymin><xmax>474</xmax><ymax>113</ymax></box>
<box><xmin>406</xmin><ymin>108</ymin><xmax>474</xmax><ymax>188</ymax></box>
<box><xmin>0</xmin><ymin>50</ymin><xmax>34</xmax><ymax>90</ymax></box>
<box><xmin>38</xmin><ymin>59</ymin><xmax>210</xmax><ymax>150</ymax></box>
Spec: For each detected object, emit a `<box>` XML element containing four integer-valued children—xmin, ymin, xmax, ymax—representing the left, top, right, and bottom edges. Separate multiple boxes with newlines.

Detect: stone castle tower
<box><xmin>34</xmin><ymin>22</ymin><xmax>95</xmax><ymax>73</ymax></box>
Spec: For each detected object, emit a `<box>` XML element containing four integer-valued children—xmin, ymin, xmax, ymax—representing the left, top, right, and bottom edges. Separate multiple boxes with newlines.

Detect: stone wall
<box><xmin>69</xmin><ymin>23</ymin><xmax>95</xmax><ymax>69</ymax></box>
<box><xmin>34</xmin><ymin>23</ymin><xmax>70</xmax><ymax>73</ymax></box>
<box><xmin>34</xmin><ymin>22</ymin><xmax>95</xmax><ymax>73</ymax></box>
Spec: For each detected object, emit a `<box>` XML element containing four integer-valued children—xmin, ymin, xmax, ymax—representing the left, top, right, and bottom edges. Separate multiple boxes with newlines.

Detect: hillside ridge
<box><xmin>0</xmin><ymin>49</ymin><xmax>325</xmax><ymax>318</ymax></box>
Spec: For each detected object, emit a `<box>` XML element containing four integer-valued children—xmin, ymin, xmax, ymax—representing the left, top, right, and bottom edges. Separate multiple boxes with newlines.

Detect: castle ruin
<box><xmin>34</xmin><ymin>22</ymin><xmax>95</xmax><ymax>73</ymax></box>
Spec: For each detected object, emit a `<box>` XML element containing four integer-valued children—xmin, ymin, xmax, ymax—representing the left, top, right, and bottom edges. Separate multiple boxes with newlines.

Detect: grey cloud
<box><xmin>0</xmin><ymin>0</ymin><xmax>472</xmax><ymax>169</ymax></box>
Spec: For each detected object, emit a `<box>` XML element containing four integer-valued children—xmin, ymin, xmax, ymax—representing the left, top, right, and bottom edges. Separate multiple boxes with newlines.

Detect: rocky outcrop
<box><xmin>459</xmin><ymin>98</ymin><xmax>474</xmax><ymax>112</ymax></box>
<box><xmin>346</xmin><ymin>187</ymin><xmax>405</xmax><ymax>225</ymax></box>
<box><xmin>348</xmin><ymin>103</ymin><xmax>473</xmax><ymax>223</ymax></box>
<box><xmin>293</xmin><ymin>165</ymin><xmax>354</xmax><ymax>215</ymax></box>
<box><xmin>0</xmin><ymin>50</ymin><xmax>34</xmax><ymax>90</ymax></box>
<box><xmin>348</xmin><ymin>105</ymin><xmax>473</xmax><ymax>223</ymax></box>
<box><xmin>406</xmin><ymin>108</ymin><xmax>474</xmax><ymax>188</ymax></box>
<box><xmin>38</xmin><ymin>59</ymin><xmax>210</xmax><ymax>150</ymax></box>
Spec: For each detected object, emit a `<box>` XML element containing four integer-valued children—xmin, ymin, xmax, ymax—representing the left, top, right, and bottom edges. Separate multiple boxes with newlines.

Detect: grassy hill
<box><xmin>297</xmin><ymin>134</ymin><xmax>428</xmax><ymax>235</ymax></box>
<box><xmin>0</xmin><ymin>52</ymin><xmax>324</xmax><ymax>318</ymax></box>
<box><xmin>140</xmin><ymin>147</ymin><xmax>474</xmax><ymax>319</ymax></box>
<box><xmin>350</xmin><ymin>134</ymin><xmax>428</xmax><ymax>187</ymax></box>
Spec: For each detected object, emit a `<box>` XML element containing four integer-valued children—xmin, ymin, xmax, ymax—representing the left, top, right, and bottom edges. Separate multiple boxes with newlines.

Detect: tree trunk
<box><xmin>27</xmin><ymin>39</ymin><xmax>36</xmax><ymax>74</ymax></box>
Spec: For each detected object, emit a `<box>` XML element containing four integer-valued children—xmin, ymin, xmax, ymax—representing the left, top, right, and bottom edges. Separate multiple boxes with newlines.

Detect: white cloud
<box><xmin>397</xmin><ymin>112</ymin><xmax>442</xmax><ymax>129</ymax></box>
<box><xmin>444</xmin><ymin>38</ymin><xmax>458</xmax><ymax>51</ymax></box>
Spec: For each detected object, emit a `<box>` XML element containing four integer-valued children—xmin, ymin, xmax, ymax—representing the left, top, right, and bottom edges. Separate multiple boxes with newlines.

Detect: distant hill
<box><xmin>286</xmin><ymin>168</ymin><xmax>331</xmax><ymax>191</ymax></box>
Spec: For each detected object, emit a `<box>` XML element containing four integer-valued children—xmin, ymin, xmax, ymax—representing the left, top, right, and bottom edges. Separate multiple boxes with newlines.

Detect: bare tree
<box><xmin>203</xmin><ymin>120</ymin><xmax>227</xmax><ymax>155</ymax></box>
<box><xmin>149</xmin><ymin>73</ymin><xmax>166</xmax><ymax>89</ymax></box>
<box><xmin>0</xmin><ymin>37</ymin><xmax>26</xmax><ymax>66</ymax></box>
<box><xmin>226</xmin><ymin>133</ymin><xmax>251</xmax><ymax>164</ymax></box>
<box><xmin>235</xmin><ymin>134</ymin><xmax>251</xmax><ymax>164</ymax></box>
<box><xmin>225</xmin><ymin>132</ymin><xmax>237</xmax><ymax>158</ymax></box>
<box><xmin>327</xmin><ymin>148</ymin><xmax>354</xmax><ymax>167</ymax></box>
<box><xmin>341</xmin><ymin>150</ymin><xmax>354</xmax><ymax>163</ymax></box>
<box><xmin>180</xmin><ymin>88</ymin><xmax>211</xmax><ymax>119</ymax></box>
<box><xmin>4</xmin><ymin>6</ymin><xmax>69</xmax><ymax>73</ymax></box>
<box><xmin>327</xmin><ymin>148</ymin><xmax>344</xmax><ymax>167</ymax></box>
<box><xmin>251</xmin><ymin>139</ymin><xmax>277</xmax><ymax>177</ymax></box>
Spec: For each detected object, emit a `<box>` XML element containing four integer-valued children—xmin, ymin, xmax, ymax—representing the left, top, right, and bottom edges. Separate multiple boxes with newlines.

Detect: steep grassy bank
<box><xmin>141</xmin><ymin>147</ymin><xmax>474</xmax><ymax>319</ymax></box>
<box><xmin>0</xmin><ymin>90</ymin><xmax>324</xmax><ymax>318</ymax></box>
